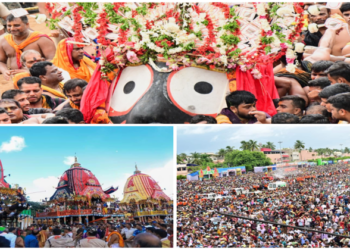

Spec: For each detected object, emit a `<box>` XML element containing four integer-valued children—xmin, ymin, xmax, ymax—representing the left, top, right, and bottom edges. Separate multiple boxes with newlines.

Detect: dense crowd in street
<box><xmin>177</xmin><ymin>164</ymin><xmax>350</xmax><ymax>248</ymax></box>
<box><xmin>0</xmin><ymin>219</ymin><xmax>173</xmax><ymax>248</ymax></box>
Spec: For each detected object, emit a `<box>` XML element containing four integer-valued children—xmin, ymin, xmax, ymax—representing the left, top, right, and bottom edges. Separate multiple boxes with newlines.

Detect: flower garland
<box><xmin>44</xmin><ymin>2</ymin><xmax>306</xmax><ymax>77</ymax></box>
<box><xmin>72</xmin><ymin>6</ymin><xmax>84</xmax><ymax>42</ymax></box>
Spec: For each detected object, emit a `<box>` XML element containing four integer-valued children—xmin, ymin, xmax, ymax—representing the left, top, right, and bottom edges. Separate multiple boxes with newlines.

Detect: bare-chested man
<box><xmin>0</xmin><ymin>14</ymin><xmax>56</xmax><ymax>80</ymax></box>
<box><xmin>338</xmin><ymin>3</ymin><xmax>350</xmax><ymax>56</ymax></box>
<box><xmin>275</xmin><ymin>23</ymin><xmax>346</xmax><ymax>105</ymax></box>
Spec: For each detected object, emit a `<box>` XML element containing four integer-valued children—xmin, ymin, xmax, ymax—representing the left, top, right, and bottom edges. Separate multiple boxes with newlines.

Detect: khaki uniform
<box><xmin>78</xmin><ymin>238</ymin><xmax>108</xmax><ymax>248</ymax></box>
<box><xmin>44</xmin><ymin>236</ymin><xmax>75</xmax><ymax>248</ymax></box>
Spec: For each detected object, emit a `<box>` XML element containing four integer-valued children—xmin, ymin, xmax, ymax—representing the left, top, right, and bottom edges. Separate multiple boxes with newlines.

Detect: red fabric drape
<box><xmin>235</xmin><ymin>62</ymin><xmax>278</xmax><ymax>117</ymax></box>
<box><xmin>80</xmin><ymin>48</ymin><xmax>114</xmax><ymax>123</ymax></box>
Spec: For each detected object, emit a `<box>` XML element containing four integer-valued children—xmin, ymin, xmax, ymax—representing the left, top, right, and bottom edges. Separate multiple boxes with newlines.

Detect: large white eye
<box><xmin>109</xmin><ymin>65</ymin><xmax>153</xmax><ymax>116</ymax></box>
<box><xmin>167</xmin><ymin>67</ymin><xmax>229</xmax><ymax>116</ymax></box>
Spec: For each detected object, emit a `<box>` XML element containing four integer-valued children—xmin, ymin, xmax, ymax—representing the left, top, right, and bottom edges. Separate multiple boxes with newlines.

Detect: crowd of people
<box><xmin>177</xmin><ymin>164</ymin><xmax>350</xmax><ymax>247</ymax></box>
<box><xmin>0</xmin><ymin>2</ymin><xmax>96</xmax><ymax>124</ymax></box>
<box><xmin>0</xmin><ymin>219</ymin><xmax>173</xmax><ymax>248</ymax></box>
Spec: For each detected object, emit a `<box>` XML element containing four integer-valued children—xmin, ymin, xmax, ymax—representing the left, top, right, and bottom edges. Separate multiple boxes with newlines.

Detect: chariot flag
<box><xmin>199</xmin><ymin>169</ymin><xmax>204</xmax><ymax>178</ymax></box>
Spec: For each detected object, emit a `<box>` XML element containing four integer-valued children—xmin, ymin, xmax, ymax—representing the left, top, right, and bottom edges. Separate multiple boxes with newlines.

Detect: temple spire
<box><xmin>134</xmin><ymin>163</ymin><xmax>141</xmax><ymax>174</ymax></box>
<box><xmin>71</xmin><ymin>154</ymin><xmax>81</xmax><ymax>168</ymax></box>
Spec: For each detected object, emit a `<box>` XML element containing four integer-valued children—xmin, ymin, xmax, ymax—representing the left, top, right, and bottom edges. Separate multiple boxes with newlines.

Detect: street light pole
<box><xmin>278</xmin><ymin>141</ymin><xmax>282</xmax><ymax>164</ymax></box>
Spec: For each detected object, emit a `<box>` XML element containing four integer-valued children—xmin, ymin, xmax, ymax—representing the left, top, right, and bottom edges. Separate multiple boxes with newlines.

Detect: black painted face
<box><xmin>108</xmin><ymin>62</ymin><xmax>229</xmax><ymax>124</ymax></box>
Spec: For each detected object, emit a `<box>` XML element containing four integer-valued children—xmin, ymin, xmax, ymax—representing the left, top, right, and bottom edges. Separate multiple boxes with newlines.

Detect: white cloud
<box><xmin>63</xmin><ymin>156</ymin><xmax>75</xmax><ymax>166</ymax></box>
<box><xmin>0</xmin><ymin>136</ymin><xmax>26</xmax><ymax>153</ymax></box>
<box><xmin>27</xmin><ymin>176</ymin><xmax>59</xmax><ymax>202</ymax></box>
<box><xmin>211</xmin><ymin>135</ymin><xmax>218</xmax><ymax>142</ymax></box>
<box><xmin>143</xmin><ymin>160</ymin><xmax>173</xmax><ymax>198</ymax></box>
<box><xmin>228</xmin><ymin>126</ymin><xmax>276</xmax><ymax>141</ymax></box>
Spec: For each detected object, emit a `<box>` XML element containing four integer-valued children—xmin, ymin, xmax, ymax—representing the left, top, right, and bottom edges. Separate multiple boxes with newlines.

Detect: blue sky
<box><xmin>177</xmin><ymin>125</ymin><xmax>348</xmax><ymax>154</ymax></box>
<box><xmin>0</xmin><ymin>126</ymin><xmax>173</xmax><ymax>202</ymax></box>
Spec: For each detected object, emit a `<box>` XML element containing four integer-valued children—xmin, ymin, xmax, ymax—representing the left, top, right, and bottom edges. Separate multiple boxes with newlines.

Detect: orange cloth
<box><xmin>42</xmin><ymin>83</ymin><xmax>66</xmax><ymax>99</ymax></box>
<box><xmin>13</xmin><ymin>71</ymin><xmax>31</xmax><ymax>89</ymax></box>
<box><xmin>216</xmin><ymin>114</ymin><xmax>232</xmax><ymax>124</ymax></box>
<box><xmin>227</xmin><ymin>71</ymin><xmax>237</xmax><ymax>92</ymax></box>
<box><xmin>38</xmin><ymin>230</ymin><xmax>48</xmax><ymax>248</ymax></box>
<box><xmin>52</xmin><ymin>38</ymin><xmax>96</xmax><ymax>82</ymax></box>
<box><xmin>69</xmin><ymin>101</ymin><xmax>80</xmax><ymax>109</ymax></box>
<box><xmin>42</xmin><ymin>95</ymin><xmax>51</xmax><ymax>109</ymax></box>
<box><xmin>106</xmin><ymin>231</ymin><xmax>124</xmax><ymax>247</ymax></box>
<box><xmin>4</xmin><ymin>31</ymin><xmax>50</xmax><ymax>68</ymax></box>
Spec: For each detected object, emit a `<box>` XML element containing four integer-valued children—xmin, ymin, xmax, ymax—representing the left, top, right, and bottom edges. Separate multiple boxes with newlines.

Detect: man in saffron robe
<box><xmin>52</xmin><ymin>38</ymin><xmax>96</xmax><ymax>83</ymax></box>
<box><xmin>0</xmin><ymin>14</ymin><xmax>56</xmax><ymax>80</ymax></box>
<box><xmin>37</xmin><ymin>226</ymin><xmax>48</xmax><ymax>248</ymax></box>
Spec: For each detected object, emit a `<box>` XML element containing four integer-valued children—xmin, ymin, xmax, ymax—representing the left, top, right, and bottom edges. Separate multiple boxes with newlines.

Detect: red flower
<box><xmin>72</xmin><ymin>6</ymin><xmax>84</xmax><ymax>43</ymax></box>
<box><xmin>97</xmin><ymin>9</ymin><xmax>110</xmax><ymax>46</ymax></box>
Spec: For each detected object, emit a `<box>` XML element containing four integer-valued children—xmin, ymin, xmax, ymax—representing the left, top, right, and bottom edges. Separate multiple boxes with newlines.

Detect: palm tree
<box><xmin>345</xmin><ymin>147</ymin><xmax>350</xmax><ymax>154</ymax></box>
<box><xmin>248</xmin><ymin>140</ymin><xmax>259</xmax><ymax>151</ymax></box>
<box><xmin>177</xmin><ymin>155</ymin><xmax>184</xmax><ymax>164</ymax></box>
<box><xmin>294</xmin><ymin>140</ymin><xmax>305</xmax><ymax>160</ymax></box>
<box><xmin>240</xmin><ymin>141</ymin><xmax>250</xmax><ymax>151</ymax></box>
<box><xmin>225</xmin><ymin>146</ymin><xmax>234</xmax><ymax>154</ymax></box>
<box><xmin>190</xmin><ymin>152</ymin><xmax>202</xmax><ymax>165</ymax></box>
<box><xmin>217</xmin><ymin>149</ymin><xmax>226</xmax><ymax>158</ymax></box>
<box><xmin>200</xmin><ymin>154</ymin><xmax>213</xmax><ymax>163</ymax></box>
<box><xmin>265</xmin><ymin>142</ymin><xmax>276</xmax><ymax>150</ymax></box>
<box><xmin>177</xmin><ymin>153</ymin><xmax>187</xmax><ymax>163</ymax></box>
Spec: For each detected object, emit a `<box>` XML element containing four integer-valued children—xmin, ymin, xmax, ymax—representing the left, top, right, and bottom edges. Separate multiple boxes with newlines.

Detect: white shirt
<box><xmin>4</xmin><ymin>232</ymin><xmax>16</xmax><ymax>248</ymax></box>
<box><xmin>121</xmin><ymin>228</ymin><xmax>136</xmax><ymax>239</ymax></box>
<box><xmin>58</xmin><ymin>67</ymin><xmax>71</xmax><ymax>83</ymax></box>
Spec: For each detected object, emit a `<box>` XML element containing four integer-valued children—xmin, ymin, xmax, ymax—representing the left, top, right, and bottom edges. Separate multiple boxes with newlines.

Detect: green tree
<box><xmin>240</xmin><ymin>141</ymin><xmax>250</xmax><ymax>151</ymax></box>
<box><xmin>248</xmin><ymin>140</ymin><xmax>259</xmax><ymax>151</ymax></box>
<box><xmin>265</xmin><ymin>142</ymin><xmax>276</xmax><ymax>150</ymax></box>
<box><xmin>177</xmin><ymin>175</ymin><xmax>187</xmax><ymax>180</ymax></box>
<box><xmin>294</xmin><ymin>140</ymin><xmax>305</xmax><ymax>152</ymax></box>
<box><xmin>344</xmin><ymin>147</ymin><xmax>350</xmax><ymax>154</ymax></box>
<box><xmin>189</xmin><ymin>152</ymin><xmax>202</xmax><ymax>165</ymax></box>
<box><xmin>225</xmin><ymin>146</ymin><xmax>235</xmax><ymax>154</ymax></box>
<box><xmin>28</xmin><ymin>201</ymin><xmax>48</xmax><ymax>214</ymax></box>
<box><xmin>217</xmin><ymin>149</ymin><xmax>226</xmax><ymax>158</ymax></box>
<box><xmin>308</xmin><ymin>147</ymin><xmax>313</xmax><ymax>152</ymax></box>
<box><xmin>177</xmin><ymin>155</ymin><xmax>184</xmax><ymax>164</ymax></box>
<box><xmin>295</xmin><ymin>140</ymin><xmax>305</xmax><ymax>160</ymax></box>
<box><xmin>224</xmin><ymin>150</ymin><xmax>272</xmax><ymax>171</ymax></box>
<box><xmin>177</xmin><ymin>153</ymin><xmax>187</xmax><ymax>163</ymax></box>
<box><xmin>199</xmin><ymin>154</ymin><xmax>213</xmax><ymax>164</ymax></box>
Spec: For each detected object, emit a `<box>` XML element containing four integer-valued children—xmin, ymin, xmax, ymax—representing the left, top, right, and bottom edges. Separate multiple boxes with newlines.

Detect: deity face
<box><xmin>108</xmin><ymin>62</ymin><xmax>229</xmax><ymax>124</ymax></box>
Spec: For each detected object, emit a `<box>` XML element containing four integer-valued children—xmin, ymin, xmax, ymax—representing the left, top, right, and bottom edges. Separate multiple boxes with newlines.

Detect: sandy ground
<box><xmin>0</xmin><ymin>15</ymin><xmax>53</xmax><ymax>96</ymax></box>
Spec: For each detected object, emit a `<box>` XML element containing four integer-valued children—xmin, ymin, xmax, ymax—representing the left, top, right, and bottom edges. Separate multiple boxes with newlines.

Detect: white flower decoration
<box><xmin>308</xmin><ymin>5</ymin><xmax>321</xmax><ymax>16</ymax></box>
<box><xmin>308</xmin><ymin>23</ymin><xmax>318</xmax><ymax>33</ymax></box>
<box><xmin>294</xmin><ymin>43</ymin><xmax>305</xmax><ymax>53</ymax></box>
<box><xmin>35</xmin><ymin>14</ymin><xmax>47</xmax><ymax>24</ymax></box>
<box><xmin>286</xmin><ymin>64</ymin><xmax>296</xmax><ymax>73</ymax></box>
<box><xmin>276</xmin><ymin>7</ymin><xmax>294</xmax><ymax>16</ymax></box>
